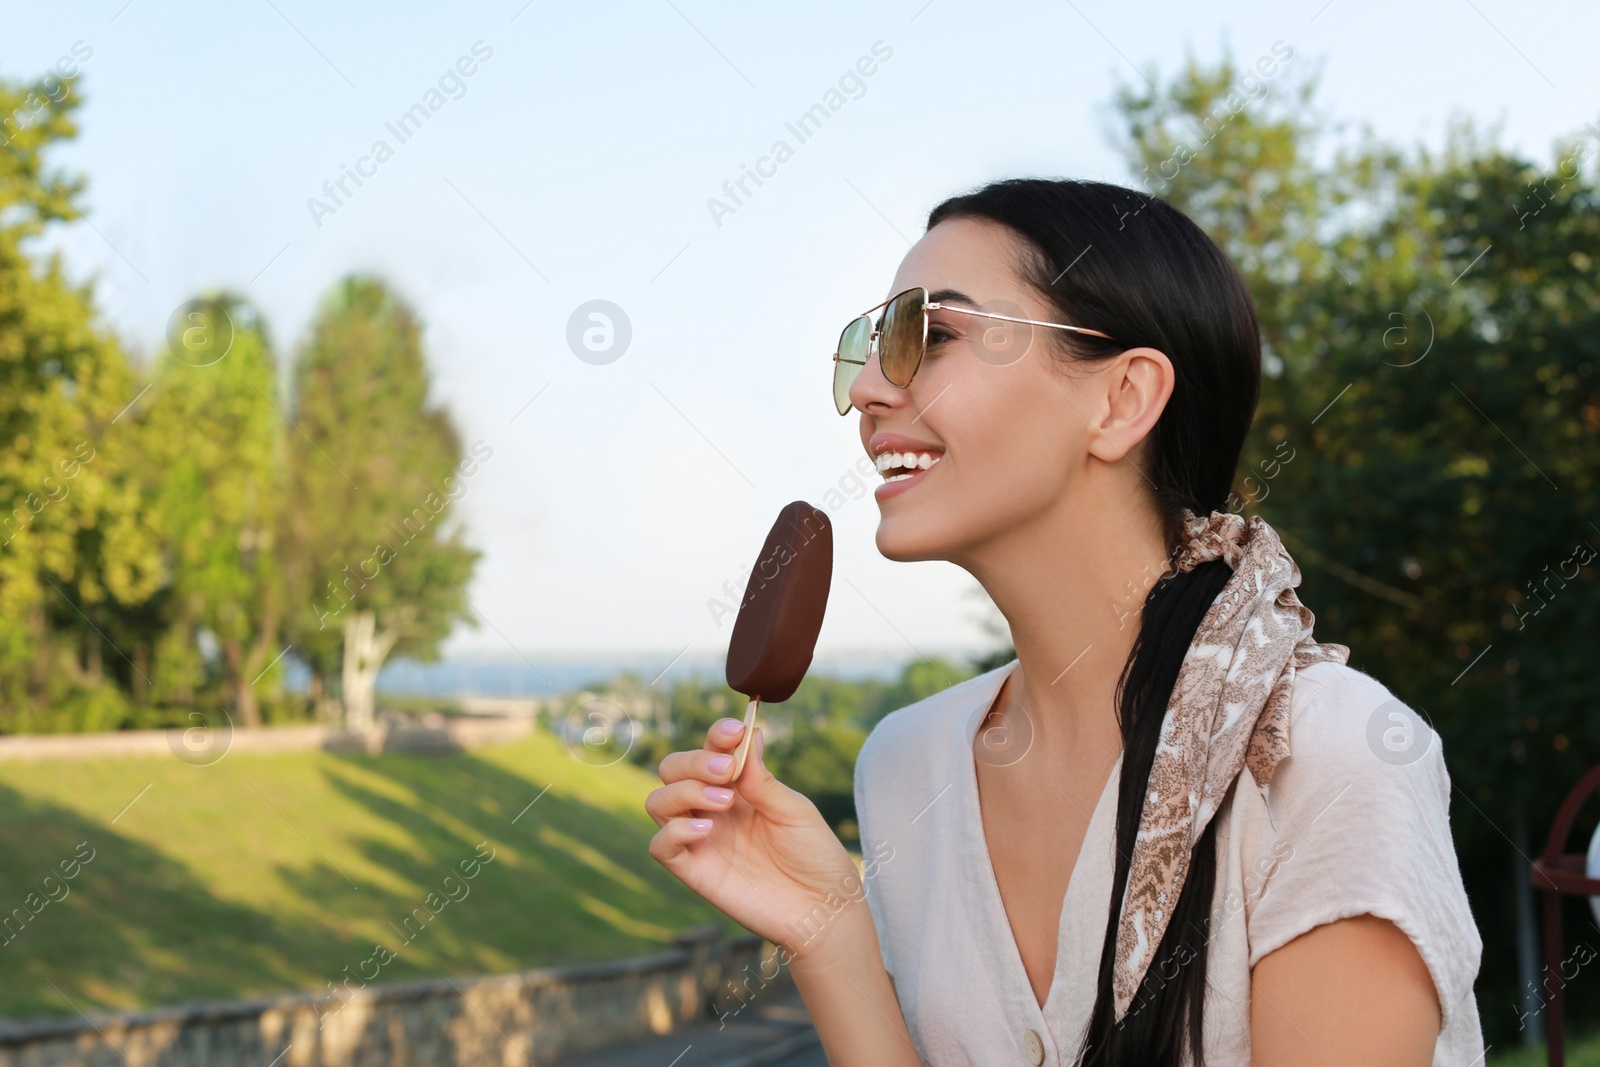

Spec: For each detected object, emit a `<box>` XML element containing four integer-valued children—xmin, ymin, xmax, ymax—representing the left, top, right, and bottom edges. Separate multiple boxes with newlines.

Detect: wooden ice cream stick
<box><xmin>730</xmin><ymin>697</ymin><xmax>760</xmax><ymax>780</ymax></box>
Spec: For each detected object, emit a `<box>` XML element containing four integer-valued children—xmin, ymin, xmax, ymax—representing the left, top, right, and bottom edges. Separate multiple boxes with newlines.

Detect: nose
<box><xmin>847</xmin><ymin>343</ymin><xmax>911</xmax><ymax>416</ymax></box>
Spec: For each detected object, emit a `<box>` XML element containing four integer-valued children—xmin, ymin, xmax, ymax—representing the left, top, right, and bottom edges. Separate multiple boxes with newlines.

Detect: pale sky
<box><xmin>4</xmin><ymin>0</ymin><xmax>1596</xmax><ymax>664</ymax></box>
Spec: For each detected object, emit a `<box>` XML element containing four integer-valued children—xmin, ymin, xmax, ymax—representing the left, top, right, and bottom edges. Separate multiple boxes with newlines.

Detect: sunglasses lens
<box><xmin>879</xmin><ymin>288</ymin><xmax>926</xmax><ymax>387</ymax></box>
<box><xmin>833</xmin><ymin>316</ymin><xmax>871</xmax><ymax>415</ymax></box>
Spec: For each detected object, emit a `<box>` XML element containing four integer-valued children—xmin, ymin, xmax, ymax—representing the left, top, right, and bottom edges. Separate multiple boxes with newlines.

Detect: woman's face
<box><xmin>849</xmin><ymin>216</ymin><xmax>1121</xmax><ymax>565</ymax></box>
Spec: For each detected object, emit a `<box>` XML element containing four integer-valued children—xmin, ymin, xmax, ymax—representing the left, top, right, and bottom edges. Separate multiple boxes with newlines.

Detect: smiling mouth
<box><xmin>875</xmin><ymin>450</ymin><xmax>943</xmax><ymax>483</ymax></box>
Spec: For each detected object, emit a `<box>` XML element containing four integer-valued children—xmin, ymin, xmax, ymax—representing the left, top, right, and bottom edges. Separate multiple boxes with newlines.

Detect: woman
<box><xmin>647</xmin><ymin>178</ymin><xmax>1484</xmax><ymax>1065</ymax></box>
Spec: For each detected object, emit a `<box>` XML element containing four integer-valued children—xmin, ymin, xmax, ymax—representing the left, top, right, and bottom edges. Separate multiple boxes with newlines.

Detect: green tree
<box><xmin>141</xmin><ymin>296</ymin><xmax>285</xmax><ymax>725</ymax></box>
<box><xmin>0</xmin><ymin>65</ymin><xmax>163</xmax><ymax>729</ymax></box>
<box><xmin>282</xmin><ymin>277</ymin><xmax>479</xmax><ymax>730</ymax></box>
<box><xmin>1269</xmin><ymin>139</ymin><xmax>1600</xmax><ymax>1044</ymax></box>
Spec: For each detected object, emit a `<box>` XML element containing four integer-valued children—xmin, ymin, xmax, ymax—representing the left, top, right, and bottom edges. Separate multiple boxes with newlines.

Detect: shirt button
<box><xmin>1024</xmin><ymin>1027</ymin><xmax>1045</xmax><ymax>1065</ymax></box>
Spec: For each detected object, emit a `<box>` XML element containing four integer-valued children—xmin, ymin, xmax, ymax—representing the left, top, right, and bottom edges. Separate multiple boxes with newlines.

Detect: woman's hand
<box><xmin>651</xmin><ymin>718</ymin><xmax>920</xmax><ymax>1067</ymax></box>
<box><xmin>647</xmin><ymin>717</ymin><xmax>858</xmax><ymax>955</ymax></box>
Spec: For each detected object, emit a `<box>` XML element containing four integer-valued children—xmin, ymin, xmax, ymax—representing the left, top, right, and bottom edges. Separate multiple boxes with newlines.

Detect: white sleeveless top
<box><xmin>853</xmin><ymin>659</ymin><xmax>1486</xmax><ymax>1066</ymax></box>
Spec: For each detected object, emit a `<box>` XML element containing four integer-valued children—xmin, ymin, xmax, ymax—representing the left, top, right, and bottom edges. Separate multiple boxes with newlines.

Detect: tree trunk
<box><xmin>1513</xmin><ymin>787</ymin><xmax>1545</xmax><ymax>1044</ymax></box>
<box><xmin>85</xmin><ymin>633</ymin><xmax>103</xmax><ymax>682</ymax></box>
<box><xmin>341</xmin><ymin>610</ymin><xmax>398</xmax><ymax>733</ymax></box>
<box><xmin>236</xmin><ymin>676</ymin><xmax>261</xmax><ymax>727</ymax></box>
<box><xmin>132</xmin><ymin>642</ymin><xmax>151</xmax><ymax>702</ymax></box>
<box><xmin>1508</xmin><ymin>673</ymin><xmax>1544</xmax><ymax>1046</ymax></box>
<box><xmin>27</xmin><ymin>606</ymin><xmax>49</xmax><ymax>700</ymax></box>
<box><xmin>174</xmin><ymin>619</ymin><xmax>195</xmax><ymax>704</ymax></box>
<box><xmin>223</xmin><ymin>639</ymin><xmax>262</xmax><ymax>728</ymax></box>
<box><xmin>238</xmin><ymin>615</ymin><xmax>282</xmax><ymax>728</ymax></box>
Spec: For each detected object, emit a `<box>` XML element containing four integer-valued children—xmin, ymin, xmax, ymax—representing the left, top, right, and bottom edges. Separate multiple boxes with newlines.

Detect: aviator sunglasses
<box><xmin>831</xmin><ymin>285</ymin><xmax>1119</xmax><ymax>415</ymax></box>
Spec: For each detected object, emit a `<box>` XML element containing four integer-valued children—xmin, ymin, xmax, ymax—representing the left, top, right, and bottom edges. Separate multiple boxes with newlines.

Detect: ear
<box><xmin>1085</xmin><ymin>347</ymin><xmax>1175</xmax><ymax>464</ymax></box>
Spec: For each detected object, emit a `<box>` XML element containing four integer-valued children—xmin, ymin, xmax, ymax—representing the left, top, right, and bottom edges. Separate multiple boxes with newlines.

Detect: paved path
<box><xmin>552</xmin><ymin>987</ymin><xmax>825</xmax><ymax>1067</ymax></box>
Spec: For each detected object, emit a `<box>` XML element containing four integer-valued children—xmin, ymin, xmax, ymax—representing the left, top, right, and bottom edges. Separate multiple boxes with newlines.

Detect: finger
<box><xmin>704</xmin><ymin>716</ymin><xmax>749</xmax><ymax>753</ymax></box>
<box><xmin>645</xmin><ymin>779</ymin><xmax>738</xmax><ymax>827</ymax></box>
<box><xmin>648</xmin><ymin>816</ymin><xmax>715</xmax><ymax>866</ymax></box>
<box><xmin>659</xmin><ymin>746</ymin><xmax>740</xmax><ymax>786</ymax></box>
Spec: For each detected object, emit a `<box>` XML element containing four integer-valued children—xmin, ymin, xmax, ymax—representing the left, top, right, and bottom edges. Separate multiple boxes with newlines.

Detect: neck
<box><xmin>960</xmin><ymin>481</ymin><xmax>1170</xmax><ymax>755</ymax></box>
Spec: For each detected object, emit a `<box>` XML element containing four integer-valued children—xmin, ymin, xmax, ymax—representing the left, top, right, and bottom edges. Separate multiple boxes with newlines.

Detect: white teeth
<box><xmin>885</xmin><ymin>473</ymin><xmax>914</xmax><ymax>482</ymax></box>
<box><xmin>874</xmin><ymin>450</ymin><xmax>943</xmax><ymax>480</ymax></box>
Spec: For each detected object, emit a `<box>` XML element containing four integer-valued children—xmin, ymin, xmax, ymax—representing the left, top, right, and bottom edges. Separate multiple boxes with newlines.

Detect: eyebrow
<box><xmin>927</xmin><ymin>288</ymin><xmax>981</xmax><ymax>308</ymax></box>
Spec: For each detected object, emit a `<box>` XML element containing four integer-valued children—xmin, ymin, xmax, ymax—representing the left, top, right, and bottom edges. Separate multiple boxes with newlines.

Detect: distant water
<box><xmin>326</xmin><ymin>648</ymin><xmax>971</xmax><ymax>699</ymax></box>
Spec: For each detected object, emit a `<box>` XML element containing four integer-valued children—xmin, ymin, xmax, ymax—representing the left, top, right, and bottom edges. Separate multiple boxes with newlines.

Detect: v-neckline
<box><xmin>962</xmin><ymin>660</ymin><xmax>1124</xmax><ymax>1021</ymax></box>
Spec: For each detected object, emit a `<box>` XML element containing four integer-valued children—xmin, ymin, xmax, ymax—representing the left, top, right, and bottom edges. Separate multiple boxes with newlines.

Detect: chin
<box><xmin>873</xmin><ymin>512</ymin><xmax>963</xmax><ymax>564</ymax></box>
<box><xmin>874</xmin><ymin>475</ymin><xmax>1056</xmax><ymax>565</ymax></box>
<box><xmin>874</xmin><ymin>529</ymin><xmax>931</xmax><ymax>563</ymax></box>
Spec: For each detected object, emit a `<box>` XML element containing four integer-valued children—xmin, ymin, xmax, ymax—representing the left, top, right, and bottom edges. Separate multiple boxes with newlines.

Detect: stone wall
<box><xmin>0</xmin><ymin>926</ymin><xmax>791</xmax><ymax>1067</ymax></box>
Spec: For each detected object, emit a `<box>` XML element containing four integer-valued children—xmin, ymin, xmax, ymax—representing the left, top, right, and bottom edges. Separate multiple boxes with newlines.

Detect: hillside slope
<box><xmin>0</xmin><ymin>731</ymin><xmax>720</xmax><ymax>1018</ymax></box>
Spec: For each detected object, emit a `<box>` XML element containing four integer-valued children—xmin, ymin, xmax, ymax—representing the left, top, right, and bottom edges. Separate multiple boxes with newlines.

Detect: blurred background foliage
<box><xmin>0</xmin><ymin>71</ymin><xmax>477</xmax><ymax>736</ymax></box>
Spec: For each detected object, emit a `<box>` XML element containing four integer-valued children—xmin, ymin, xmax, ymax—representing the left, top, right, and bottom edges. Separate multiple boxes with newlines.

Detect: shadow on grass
<box><xmin>0</xmin><ymin>778</ymin><xmax>341</xmax><ymax>1017</ymax></box>
<box><xmin>287</xmin><ymin>745</ymin><xmax>720</xmax><ymax>980</ymax></box>
<box><xmin>0</xmin><ymin>738</ymin><xmax>720</xmax><ymax>1020</ymax></box>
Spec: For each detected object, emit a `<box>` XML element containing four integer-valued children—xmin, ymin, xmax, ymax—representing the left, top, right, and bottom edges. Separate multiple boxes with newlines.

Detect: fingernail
<box><xmin>707</xmin><ymin>754</ymin><xmax>732</xmax><ymax>775</ymax></box>
<box><xmin>719</xmin><ymin>719</ymin><xmax>744</xmax><ymax>736</ymax></box>
<box><xmin>703</xmin><ymin>785</ymin><xmax>734</xmax><ymax>803</ymax></box>
<box><xmin>756</xmin><ymin>729</ymin><xmax>764</xmax><ymax>760</ymax></box>
<box><xmin>689</xmin><ymin>818</ymin><xmax>713</xmax><ymax>833</ymax></box>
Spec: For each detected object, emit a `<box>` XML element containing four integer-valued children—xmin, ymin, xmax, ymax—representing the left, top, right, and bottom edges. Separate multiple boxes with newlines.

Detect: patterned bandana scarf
<box><xmin>1111</xmin><ymin>509</ymin><xmax>1349</xmax><ymax>1021</ymax></box>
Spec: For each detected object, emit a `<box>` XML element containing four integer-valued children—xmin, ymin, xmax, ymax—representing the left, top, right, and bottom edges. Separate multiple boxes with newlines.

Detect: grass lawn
<box><xmin>1487</xmin><ymin>1029</ymin><xmax>1600</xmax><ymax>1066</ymax></box>
<box><xmin>0</xmin><ymin>730</ymin><xmax>721</xmax><ymax>1018</ymax></box>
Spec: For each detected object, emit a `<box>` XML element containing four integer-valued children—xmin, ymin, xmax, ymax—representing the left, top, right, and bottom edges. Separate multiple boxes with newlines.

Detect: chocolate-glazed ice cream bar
<box><xmin>724</xmin><ymin>501</ymin><xmax>833</xmax><ymax>779</ymax></box>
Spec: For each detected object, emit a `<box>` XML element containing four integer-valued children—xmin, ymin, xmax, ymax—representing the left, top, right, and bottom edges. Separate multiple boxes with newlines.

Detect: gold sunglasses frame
<box><xmin>830</xmin><ymin>285</ymin><xmax>1119</xmax><ymax>415</ymax></box>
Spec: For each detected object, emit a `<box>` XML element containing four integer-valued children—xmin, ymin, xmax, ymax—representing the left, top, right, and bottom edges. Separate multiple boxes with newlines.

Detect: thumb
<box><xmin>735</xmin><ymin>727</ymin><xmax>805</xmax><ymax>818</ymax></box>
